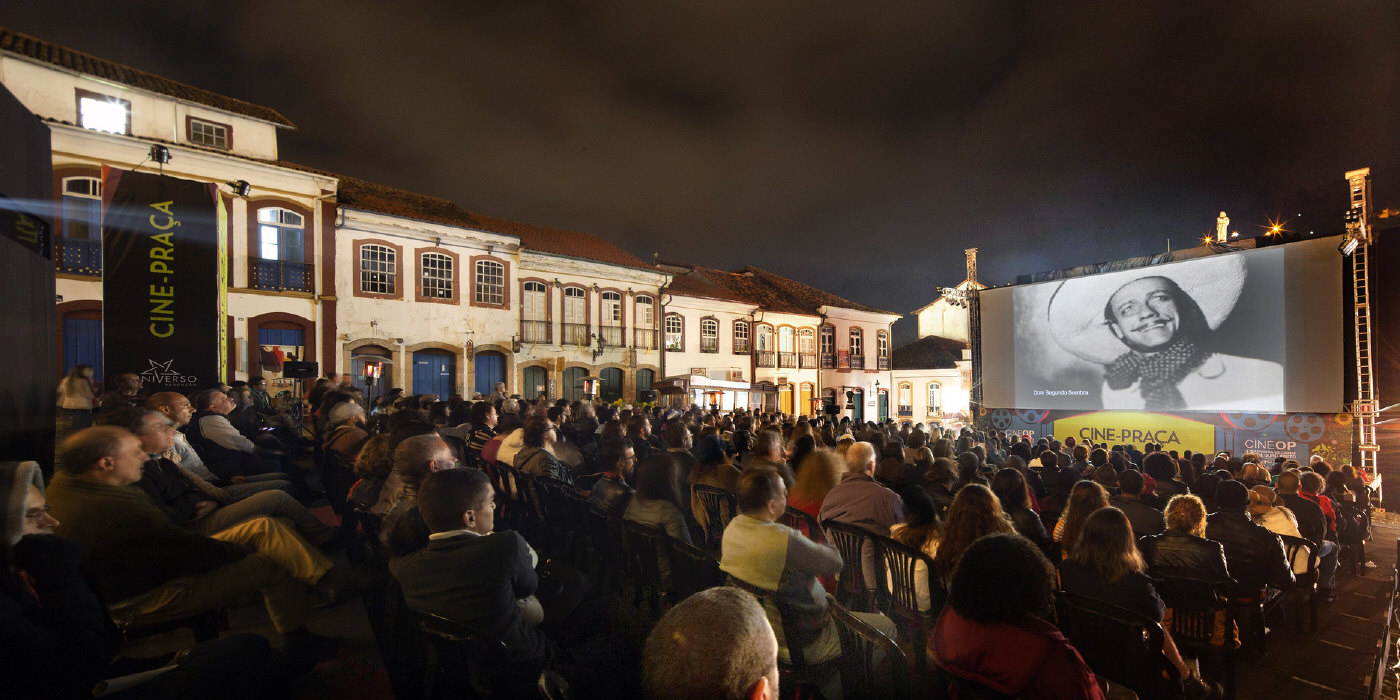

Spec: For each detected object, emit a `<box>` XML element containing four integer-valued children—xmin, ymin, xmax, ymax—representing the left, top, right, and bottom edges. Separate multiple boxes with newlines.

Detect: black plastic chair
<box><xmin>623</xmin><ymin>520</ymin><xmax>671</xmax><ymax>618</ymax></box>
<box><xmin>777</xmin><ymin>505</ymin><xmax>825</xmax><ymax>543</ymax></box>
<box><xmin>670</xmin><ymin>539</ymin><xmax>725</xmax><ymax>602</ymax></box>
<box><xmin>828</xmin><ymin>595</ymin><xmax>913</xmax><ymax>700</ymax></box>
<box><xmin>930</xmin><ymin>666</ymin><xmax>1021</xmax><ymax>700</ymax></box>
<box><xmin>727</xmin><ymin>576</ymin><xmax>840</xmax><ymax>698</ymax></box>
<box><xmin>1150</xmin><ymin>567</ymin><xmax>1236</xmax><ymax>699</ymax></box>
<box><xmin>584</xmin><ymin>502</ymin><xmax>627</xmax><ymax>593</ymax></box>
<box><xmin>692</xmin><ymin>484</ymin><xmax>737</xmax><ymax>549</ymax></box>
<box><xmin>1279</xmin><ymin>534</ymin><xmax>1321</xmax><ymax>631</ymax></box>
<box><xmin>416</xmin><ymin>612</ymin><xmax>565</xmax><ymax>699</ymax></box>
<box><xmin>1054</xmin><ymin>591</ymin><xmax>1178</xmax><ymax>700</ymax></box>
<box><xmin>822</xmin><ymin>520</ymin><xmax>886</xmax><ymax>613</ymax></box>
<box><xmin>876</xmin><ymin>535</ymin><xmax>934</xmax><ymax>676</ymax></box>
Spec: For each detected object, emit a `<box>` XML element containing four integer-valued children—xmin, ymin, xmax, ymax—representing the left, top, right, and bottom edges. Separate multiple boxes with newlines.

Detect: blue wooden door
<box><xmin>63</xmin><ymin>317</ymin><xmax>103</xmax><ymax>382</ymax></box>
<box><xmin>413</xmin><ymin>351</ymin><xmax>454</xmax><ymax>397</ymax></box>
<box><xmin>474</xmin><ymin>352</ymin><xmax>505</xmax><ymax>397</ymax></box>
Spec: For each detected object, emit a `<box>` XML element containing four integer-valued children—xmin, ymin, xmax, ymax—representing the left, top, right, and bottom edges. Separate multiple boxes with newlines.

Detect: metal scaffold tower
<box><xmin>1344</xmin><ymin>168</ymin><xmax>1380</xmax><ymax>479</ymax></box>
<box><xmin>966</xmin><ymin>247</ymin><xmax>982</xmax><ymax>418</ymax></box>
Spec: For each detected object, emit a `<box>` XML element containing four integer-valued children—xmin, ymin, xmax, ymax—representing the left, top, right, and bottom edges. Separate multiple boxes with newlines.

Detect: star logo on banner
<box><xmin>140</xmin><ymin>358</ymin><xmax>181</xmax><ymax>382</ymax></box>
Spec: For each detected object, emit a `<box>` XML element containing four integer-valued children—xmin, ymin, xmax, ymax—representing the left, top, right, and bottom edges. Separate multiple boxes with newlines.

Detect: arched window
<box><xmin>257</xmin><ymin>208</ymin><xmax>304</xmax><ymax>262</ymax></box>
<box><xmin>778</xmin><ymin>327</ymin><xmax>794</xmax><ymax>353</ymax></box>
<box><xmin>733</xmin><ymin>320</ymin><xmax>751</xmax><ymax>354</ymax></box>
<box><xmin>849</xmin><ymin>328</ymin><xmax>863</xmax><ymax>355</ymax></box>
<box><xmin>600</xmin><ymin>291</ymin><xmax>624</xmax><ymax>346</ymax></box>
<box><xmin>664</xmin><ymin>313</ymin><xmax>684</xmax><ymax>351</ymax></box>
<box><xmin>634</xmin><ymin>295</ymin><xmax>657</xmax><ymax>349</ymax></box>
<box><xmin>522</xmin><ymin>281</ymin><xmax>549</xmax><ymax>343</ymax></box>
<box><xmin>755</xmin><ymin>324</ymin><xmax>775</xmax><ymax>367</ymax></box>
<box><xmin>474</xmin><ymin>259</ymin><xmax>505</xmax><ymax>306</ymax></box>
<box><xmin>359</xmin><ymin>244</ymin><xmax>396</xmax><ymax>295</ymax></box>
<box><xmin>927</xmin><ymin>383</ymin><xmax>942</xmax><ymax>415</ymax></box>
<box><xmin>820</xmin><ymin>324</ymin><xmax>836</xmax><ymax>356</ymax></box>
<box><xmin>563</xmin><ymin>286</ymin><xmax>587</xmax><ymax>345</ymax></box>
<box><xmin>59</xmin><ymin>176</ymin><xmax>103</xmax><ymax>275</ymax></box>
<box><xmin>898</xmin><ymin>382</ymin><xmax>913</xmax><ymax>416</ymax></box>
<box><xmin>877</xmin><ymin>331</ymin><xmax>889</xmax><ymax>357</ymax></box>
<box><xmin>700</xmin><ymin>317</ymin><xmax>719</xmax><ymax>353</ymax></box>
<box><xmin>421</xmin><ymin>252</ymin><xmax>453</xmax><ymax>299</ymax></box>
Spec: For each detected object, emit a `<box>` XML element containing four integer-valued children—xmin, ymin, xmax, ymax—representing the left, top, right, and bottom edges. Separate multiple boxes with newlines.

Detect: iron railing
<box><xmin>849</xmin><ymin>355</ymin><xmax>865</xmax><ymax>370</ymax></box>
<box><xmin>778</xmin><ymin>352</ymin><xmax>796</xmax><ymax>368</ymax></box>
<box><xmin>756</xmin><ymin>351</ymin><xmax>776</xmax><ymax>368</ymax></box>
<box><xmin>599</xmin><ymin>325</ymin><xmax>625</xmax><ymax>348</ymax></box>
<box><xmin>799</xmin><ymin>354</ymin><xmax>818</xmax><ymax>369</ymax></box>
<box><xmin>250</xmin><ymin>258</ymin><xmax>313</xmax><ymax>293</ymax></box>
<box><xmin>877</xmin><ymin>356</ymin><xmax>890</xmax><ymax>370</ymax></box>
<box><xmin>520</xmin><ymin>319</ymin><xmax>551</xmax><ymax>344</ymax></box>
<box><xmin>821</xmin><ymin>353</ymin><xmax>836</xmax><ymax>369</ymax></box>
<box><xmin>58</xmin><ymin>238</ymin><xmax>101</xmax><ymax>276</ymax></box>
<box><xmin>634</xmin><ymin>328</ymin><xmax>659</xmax><ymax>350</ymax></box>
<box><xmin>562</xmin><ymin>322</ymin><xmax>589</xmax><ymax>346</ymax></box>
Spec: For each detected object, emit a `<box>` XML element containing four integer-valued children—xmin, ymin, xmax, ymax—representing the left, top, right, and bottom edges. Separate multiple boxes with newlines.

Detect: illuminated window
<box><xmin>422</xmin><ymin>252</ymin><xmax>453</xmax><ymax>299</ymax></box>
<box><xmin>523</xmin><ymin>281</ymin><xmax>548</xmax><ymax>320</ymax></box>
<box><xmin>187</xmin><ymin>118</ymin><xmax>230</xmax><ymax>149</ymax></box>
<box><xmin>778</xmin><ymin>326</ymin><xmax>794</xmax><ymax>353</ymax></box>
<box><xmin>564</xmin><ymin>287</ymin><xmax>586</xmax><ymax>322</ymax></box>
<box><xmin>664</xmin><ymin>314</ymin><xmax>684</xmax><ymax>351</ymax></box>
<box><xmin>877</xmin><ymin>330</ymin><xmax>889</xmax><ymax>357</ymax></box>
<box><xmin>899</xmin><ymin>382</ymin><xmax>912</xmax><ymax>406</ymax></box>
<box><xmin>360</xmin><ymin>244</ymin><xmax>396</xmax><ymax>294</ymax></box>
<box><xmin>474</xmin><ymin>259</ymin><xmax>505</xmax><ymax>306</ymax></box>
<box><xmin>601</xmin><ymin>291</ymin><xmax>622</xmax><ymax>324</ymax></box>
<box><xmin>733</xmin><ymin>320</ymin><xmax>750</xmax><ymax>353</ymax></box>
<box><xmin>756</xmin><ymin>324</ymin><xmax>773</xmax><ymax>352</ymax></box>
<box><xmin>257</xmin><ymin>208</ymin><xmax>304</xmax><ymax>262</ymax></box>
<box><xmin>928</xmin><ymin>383</ymin><xmax>942</xmax><ymax>413</ymax></box>
<box><xmin>77</xmin><ymin>91</ymin><xmax>130</xmax><ymax>134</ymax></box>
<box><xmin>849</xmin><ymin>328</ymin><xmax>863</xmax><ymax>356</ymax></box>
<box><xmin>61</xmin><ymin>177</ymin><xmax>102</xmax><ymax>240</ymax></box>
<box><xmin>798</xmin><ymin>328</ymin><xmax>815</xmax><ymax>355</ymax></box>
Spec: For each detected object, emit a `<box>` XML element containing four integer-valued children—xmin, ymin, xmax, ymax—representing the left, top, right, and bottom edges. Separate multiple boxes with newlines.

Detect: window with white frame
<box><xmin>820</xmin><ymin>325</ymin><xmax>835</xmax><ymax>355</ymax></box>
<box><xmin>77</xmin><ymin>91</ymin><xmax>130</xmax><ymax>134</ymax></box>
<box><xmin>928</xmin><ymin>383</ymin><xmax>942</xmax><ymax>413</ymax></box>
<box><xmin>474</xmin><ymin>259</ymin><xmax>505</xmax><ymax>305</ymax></box>
<box><xmin>564</xmin><ymin>287</ymin><xmax>586</xmax><ymax>322</ymax></box>
<box><xmin>849</xmin><ymin>328</ymin><xmax>863</xmax><ymax>356</ymax></box>
<box><xmin>359</xmin><ymin>244</ymin><xmax>396</xmax><ymax>294</ymax></box>
<box><xmin>187</xmin><ymin>118</ymin><xmax>230</xmax><ymax>149</ymax></box>
<box><xmin>635</xmin><ymin>295</ymin><xmax>655</xmax><ymax>328</ymax></box>
<box><xmin>733</xmin><ymin>320</ymin><xmax>750</xmax><ymax>353</ymax></box>
<box><xmin>664</xmin><ymin>314</ymin><xmax>684</xmax><ymax>351</ymax></box>
<box><xmin>899</xmin><ymin>382</ymin><xmax>912</xmax><ymax>405</ymax></box>
<box><xmin>700</xmin><ymin>318</ymin><xmax>719</xmax><ymax>353</ymax></box>
<box><xmin>756</xmin><ymin>324</ymin><xmax>773</xmax><ymax>352</ymax></box>
<box><xmin>523</xmin><ymin>281</ymin><xmax>548</xmax><ymax>320</ymax></box>
<box><xmin>421</xmin><ymin>252</ymin><xmax>453</xmax><ymax>299</ymax></box>
<box><xmin>258</xmin><ymin>208</ymin><xmax>304</xmax><ymax>262</ymax></box>
<box><xmin>61</xmin><ymin>177</ymin><xmax>102</xmax><ymax>240</ymax></box>
<box><xmin>778</xmin><ymin>326</ymin><xmax>794</xmax><ymax>353</ymax></box>
<box><xmin>798</xmin><ymin>328</ymin><xmax>815</xmax><ymax>355</ymax></box>
<box><xmin>877</xmin><ymin>330</ymin><xmax>889</xmax><ymax>357</ymax></box>
<box><xmin>601</xmin><ymin>291</ymin><xmax>622</xmax><ymax>325</ymax></box>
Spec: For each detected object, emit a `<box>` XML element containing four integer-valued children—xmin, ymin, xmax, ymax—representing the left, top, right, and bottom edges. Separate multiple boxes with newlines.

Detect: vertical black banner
<box><xmin>102</xmin><ymin>169</ymin><xmax>226</xmax><ymax>394</ymax></box>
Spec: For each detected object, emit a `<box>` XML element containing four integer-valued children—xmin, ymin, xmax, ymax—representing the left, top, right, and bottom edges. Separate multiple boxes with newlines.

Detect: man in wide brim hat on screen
<box><xmin>1047</xmin><ymin>254</ymin><xmax>1283</xmax><ymax>411</ymax></box>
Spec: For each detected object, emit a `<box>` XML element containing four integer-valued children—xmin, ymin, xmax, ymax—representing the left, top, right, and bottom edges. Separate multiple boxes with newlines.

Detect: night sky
<box><xmin>6</xmin><ymin>2</ymin><xmax>1399</xmax><ymax>343</ymax></box>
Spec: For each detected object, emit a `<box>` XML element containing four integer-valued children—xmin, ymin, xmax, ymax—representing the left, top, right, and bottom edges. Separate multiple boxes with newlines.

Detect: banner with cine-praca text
<box><xmin>102</xmin><ymin>167</ymin><xmax>227</xmax><ymax>394</ymax></box>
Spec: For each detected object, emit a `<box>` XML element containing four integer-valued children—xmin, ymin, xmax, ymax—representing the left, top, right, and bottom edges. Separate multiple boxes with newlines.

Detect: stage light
<box><xmin>1339</xmin><ymin>237</ymin><xmax>1360</xmax><ymax>256</ymax></box>
<box><xmin>149</xmin><ymin>145</ymin><xmax>171</xmax><ymax>164</ymax></box>
<box><xmin>226</xmin><ymin>180</ymin><xmax>251</xmax><ymax>197</ymax></box>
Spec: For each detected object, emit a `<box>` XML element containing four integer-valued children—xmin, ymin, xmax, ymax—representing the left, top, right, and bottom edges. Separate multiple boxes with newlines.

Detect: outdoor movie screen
<box><xmin>980</xmin><ymin>236</ymin><xmax>1343</xmax><ymax>413</ymax></box>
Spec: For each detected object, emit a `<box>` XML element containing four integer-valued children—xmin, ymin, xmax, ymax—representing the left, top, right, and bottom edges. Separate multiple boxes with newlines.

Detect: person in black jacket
<box><xmin>1205</xmin><ymin>481</ymin><xmax>1293</xmax><ymax>599</ymax></box>
<box><xmin>990</xmin><ymin>467</ymin><xmax>1050</xmax><ymax>555</ymax></box>
<box><xmin>588</xmin><ymin>437</ymin><xmax>635</xmax><ymax>517</ymax></box>
<box><xmin>1139</xmin><ymin>494</ymin><xmax>1232</xmax><ymax>585</ymax></box>
<box><xmin>1277</xmin><ymin>471</ymin><xmax>1339</xmax><ymax>600</ymax></box>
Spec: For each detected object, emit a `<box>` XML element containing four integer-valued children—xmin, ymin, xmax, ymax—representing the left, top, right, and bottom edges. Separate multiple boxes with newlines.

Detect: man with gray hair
<box><xmin>818</xmin><ymin>440</ymin><xmax>907</xmax><ymax>589</ymax></box>
<box><xmin>643</xmin><ymin>586</ymin><xmax>778</xmax><ymax>700</ymax></box>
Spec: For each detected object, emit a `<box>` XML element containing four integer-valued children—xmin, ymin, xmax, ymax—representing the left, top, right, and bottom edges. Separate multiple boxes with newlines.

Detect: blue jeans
<box><xmin>1318</xmin><ymin>539</ymin><xmax>1339</xmax><ymax>590</ymax></box>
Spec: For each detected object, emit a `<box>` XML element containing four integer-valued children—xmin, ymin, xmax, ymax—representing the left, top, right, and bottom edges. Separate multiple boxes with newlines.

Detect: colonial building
<box><xmin>892</xmin><ymin>279</ymin><xmax>980</xmax><ymax>429</ymax></box>
<box><xmin>653</xmin><ymin>262</ymin><xmax>761</xmax><ymax>411</ymax></box>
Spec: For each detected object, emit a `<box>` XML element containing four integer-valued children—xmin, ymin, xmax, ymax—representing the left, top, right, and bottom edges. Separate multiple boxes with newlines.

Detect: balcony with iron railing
<box><xmin>898</xmin><ymin>404</ymin><xmax>913</xmax><ymax>417</ymax></box>
<box><xmin>778</xmin><ymin>352</ymin><xmax>796</xmax><ymax>368</ymax></box>
<box><xmin>799</xmin><ymin>353</ymin><xmax>818</xmax><ymax>369</ymax></box>
<box><xmin>58</xmin><ymin>238</ymin><xmax>101</xmax><ymax>276</ymax></box>
<box><xmin>877</xmin><ymin>356</ymin><xmax>890</xmax><ymax>370</ymax></box>
<box><xmin>520</xmin><ymin>319</ymin><xmax>551</xmax><ymax>344</ymax></box>
<box><xmin>599</xmin><ymin>324</ymin><xmax>625</xmax><ymax>348</ymax></box>
<box><xmin>562</xmin><ymin>322</ymin><xmax>589</xmax><ymax>346</ymax></box>
<box><xmin>251</xmin><ymin>258</ymin><xmax>314</xmax><ymax>293</ymax></box>
<box><xmin>700</xmin><ymin>337</ymin><xmax>719</xmax><ymax>353</ymax></box>
<box><xmin>733</xmin><ymin>340</ymin><xmax>750</xmax><ymax>354</ymax></box>
<box><xmin>634</xmin><ymin>328</ymin><xmax>659</xmax><ymax>350</ymax></box>
<box><xmin>927</xmin><ymin>406</ymin><xmax>943</xmax><ymax>416</ymax></box>
<box><xmin>755</xmin><ymin>351</ymin><xmax>776</xmax><ymax>368</ymax></box>
<box><xmin>849</xmin><ymin>355</ymin><xmax>865</xmax><ymax>370</ymax></box>
<box><xmin>820</xmin><ymin>353</ymin><xmax>836</xmax><ymax>369</ymax></box>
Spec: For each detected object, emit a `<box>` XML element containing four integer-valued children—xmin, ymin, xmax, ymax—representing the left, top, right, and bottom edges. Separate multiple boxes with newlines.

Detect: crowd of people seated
<box><xmin>15</xmin><ymin>369</ymin><xmax>1379</xmax><ymax>698</ymax></box>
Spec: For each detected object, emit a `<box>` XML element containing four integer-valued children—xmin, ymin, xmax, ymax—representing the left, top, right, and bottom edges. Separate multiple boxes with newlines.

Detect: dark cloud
<box><xmin>5</xmin><ymin>2</ymin><xmax>1399</xmax><ymax>345</ymax></box>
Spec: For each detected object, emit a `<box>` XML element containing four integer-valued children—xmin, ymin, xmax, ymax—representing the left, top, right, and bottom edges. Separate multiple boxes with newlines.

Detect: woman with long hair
<box><xmin>788</xmin><ymin>450</ymin><xmax>843</xmax><ymax>520</ymax></box>
<box><xmin>788</xmin><ymin>436</ymin><xmax>818</xmax><ymax>479</ymax></box>
<box><xmin>991</xmin><ymin>467</ymin><xmax>1050</xmax><ymax>553</ymax></box>
<box><xmin>688</xmin><ymin>434</ymin><xmax>741</xmax><ymax>528</ymax></box>
<box><xmin>1059</xmin><ymin>508</ymin><xmax>1202</xmax><ymax>693</ymax></box>
<box><xmin>513</xmin><ymin>414</ymin><xmax>572</xmax><ymax>484</ymax></box>
<box><xmin>1053</xmin><ymin>481</ymin><xmax>1109</xmax><ymax>560</ymax></box>
<box><xmin>932</xmin><ymin>484</ymin><xmax>1014</xmax><ymax>585</ymax></box>
<box><xmin>626</xmin><ymin>454</ymin><xmax>691</xmax><ymax>587</ymax></box>
<box><xmin>890</xmin><ymin>486</ymin><xmax>940</xmax><ymax>611</ymax></box>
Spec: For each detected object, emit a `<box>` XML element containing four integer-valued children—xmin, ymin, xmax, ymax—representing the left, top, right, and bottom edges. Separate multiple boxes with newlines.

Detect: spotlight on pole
<box><xmin>1339</xmin><ymin>236</ymin><xmax>1360</xmax><ymax>256</ymax></box>
<box><xmin>149</xmin><ymin>145</ymin><xmax>171</xmax><ymax>164</ymax></box>
<box><xmin>226</xmin><ymin>180</ymin><xmax>251</xmax><ymax>197</ymax></box>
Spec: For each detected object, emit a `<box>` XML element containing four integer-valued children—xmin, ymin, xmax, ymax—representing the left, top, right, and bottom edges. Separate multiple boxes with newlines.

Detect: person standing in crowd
<box><xmin>56</xmin><ymin>364</ymin><xmax>97</xmax><ymax>436</ymax></box>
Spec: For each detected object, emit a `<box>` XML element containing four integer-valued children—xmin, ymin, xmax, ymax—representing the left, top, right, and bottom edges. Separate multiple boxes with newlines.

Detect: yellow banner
<box><xmin>1052</xmin><ymin>411</ymin><xmax>1216</xmax><ymax>455</ymax></box>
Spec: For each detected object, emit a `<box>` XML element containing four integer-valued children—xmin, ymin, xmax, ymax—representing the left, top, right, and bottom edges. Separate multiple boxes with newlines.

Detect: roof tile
<box><xmin>0</xmin><ymin>26</ymin><xmax>295</xmax><ymax>127</ymax></box>
<box><xmin>891</xmin><ymin>335</ymin><xmax>968</xmax><ymax>370</ymax></box>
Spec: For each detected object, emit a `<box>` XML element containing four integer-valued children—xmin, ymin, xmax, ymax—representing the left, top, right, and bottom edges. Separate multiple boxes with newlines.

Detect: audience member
<box><xmin>625</xmin><ymin>454</ymin><xmax>692</xmax><ymax>586</ymax></box>
<box><xmin>514</xmin><ymin>415</ymin><xmax>573</xmax><ymax>484</ymax></box>
<box><xmin>642</xmin><ymin>586</ymin><xmax>778</xmax><ymax>700</ymax></box>
<box><xmin>1110</xmin><ymin>469</ymin><xmax>1165</xmax><ymax>538</ymax></box>
<box><xmin>589</xmin><ymin>437</ymin><xmax>636</xmax><ymax>517</ymax></box>
<box><xmin>1204</xmin><ymin>481</ymin><xmax>1293</xmax><ymax>598</ymax></box>
<box><xmin>991</xmin><ymin>467</ymin><xmax>1050</xmax><ymax>554</ymax></box>
<box><xmin>1054</xmin><ymin>481</ymin><xmax>1110</xmax><ymax>560</ymax></box>
<box><xmin>1277</xmin><ymin>471</ymin><xmax>1338</xmax><ymax>601</ymax></box>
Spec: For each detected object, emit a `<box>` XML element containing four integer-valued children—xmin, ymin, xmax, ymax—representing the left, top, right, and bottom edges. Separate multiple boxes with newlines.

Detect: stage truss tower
<box><xmin>966</xmin><ymin>247</ymin><xmax>982</xmax><ymax>421</ymax></box>
<box><xmin>1344</xmin><ymin>168</ymin><xmax>1379</xmax><ymax>479</ymax></box>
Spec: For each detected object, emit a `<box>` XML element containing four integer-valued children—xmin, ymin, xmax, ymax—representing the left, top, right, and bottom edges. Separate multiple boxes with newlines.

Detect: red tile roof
<box><xmin>663</xmin><ymin>264</ymin><xmax>896</xmax><ymax>317</ymax></box>
<box><xmin>891</xmin><ymin>335</ymin><xmax>967</xmax><ymax>370</ymax></box>
<box><xmin>334</xmin><ymin>173</ymin><xmax>483</xmax><ymax>229</ymax></box>
<box><xmin>0</xmin><ymin>27</ymin><xmax>295</xmax><ymax>128</ymax></box>
<box><xmin>739</xmin><ymin>266</ymin><xmax>898</xmax><ymax>316</ymax></box>
<box><xmin>663</xmin><ymin>265</ymin><xmax>754</xmax><ymax>304</ymax></box>
<box><xmin>470</xmin><ymin>213</ymin><xmax>654</xmax><ymax>271</ymax></box>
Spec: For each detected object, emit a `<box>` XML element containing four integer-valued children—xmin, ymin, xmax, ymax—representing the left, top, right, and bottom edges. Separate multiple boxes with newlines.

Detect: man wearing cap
<box><xmin>1206</xmin><ymin>480</ymin><xmax>1293</xmax><ymax>598</ymax></box>
<box><xmin>1048</xmin><ymin>258</ymin><xmax>1284</xmax><ymax>411</ymax></box>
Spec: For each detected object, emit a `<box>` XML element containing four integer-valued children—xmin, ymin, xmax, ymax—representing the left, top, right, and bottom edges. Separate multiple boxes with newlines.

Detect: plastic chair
<box><xmin>1150</xmin><ymin>567</ymin><xmax>1236</xmax><ymax>698</ymax></box>
<box><xmin>876</xmin><ymin>535</ymin><xmax>934</xmax><ymax>675</ymax></box>
<box><xmin>669</xmin><ymin>539</ymin><xmax>725</xmax><ymax>602</ymax></box>
<box><xmin>726</xmin><ymin>576</ymin><xmax>840</xmax><ymax>696</ymax></box>
<box><xmin>416</xmin><ymin>612</ymin><xmax>565</xmax><ymax>698</ymax></box>
<box><xmin>1054</xmin><ymin>591</ymin><xmax>1178</xmax><ymax>700</ymax></box>
<box><xmin>822</xmin><ymin>520</ymin><xmax>886</xmax><ymax>612</ymax></box>
<box><xmin>1279</xmin><ymin>534</ymin><xmax>1321</xmax><ymax>631</ymax></box>
<box><xmin>584</xmin><ymin>503</ymin><xmax>627</xmax><ymax>592</ymax></box>
<box><xmin>692</xmin><ymin>484</ymin><xmax>737</xmax><ymax>549</ymax></box>
<box><xmin>623</xmin><ymin>520</ymin><xmax>671</xmax><ymax>619</ymax></box>
<box><xmin>828</xmin><ymin>595</ymin><xmax>913</xmax><ymax>700</ymax></box>
<box><xmin>777</xmin><ymin>505</ymin><xmax>825</xmax><ymax>542</ymax></box>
